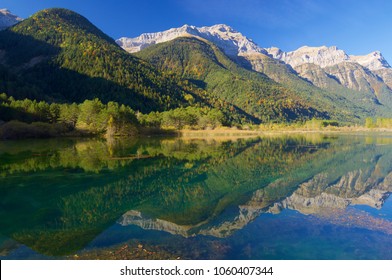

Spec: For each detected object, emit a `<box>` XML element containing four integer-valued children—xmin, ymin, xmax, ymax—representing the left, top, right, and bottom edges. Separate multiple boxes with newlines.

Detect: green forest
<box><xmin>0</xmin><ymin>94</ymin><xmax>228</xmax><ymax>139</ymax></box>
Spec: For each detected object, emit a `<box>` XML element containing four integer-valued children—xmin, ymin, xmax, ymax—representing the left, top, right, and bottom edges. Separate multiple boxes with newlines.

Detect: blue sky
<box><xmin>3</xmin><ymin>0</ymin><xmax>392</xmax><ymax>62</ymax></box>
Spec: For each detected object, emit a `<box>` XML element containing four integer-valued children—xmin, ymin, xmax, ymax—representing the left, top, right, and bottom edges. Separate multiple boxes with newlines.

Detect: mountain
<box><xmin>136</xmin><ymin>36</ymin><xmax>327</xmax><ymax>123</ymax></box>
<box><xmin>351</xmin><ymin>51</ymin><xmax>392</xmax><ymax>90</ymax></box>
<box><xmin>121</xmin><ymin>24</ymin><xmax>392</xmax><ymax>121</ymax></box>
<box><xmin>123</xmin><ymin>24</ymin><xmax>329</xmax><ymax>122</ymax></box>
<box><xmin>266</xmin><ymin>45</ymin><xmax>392</xmax><ymax>72</ymax></box>
<box><xmin>117</xmin><ymin>24</ymin><xmax>266</xmax><ymax>56</ymax></box>
<box><xmin>0</xmin><ymin>9</ymin><xmax>22</xmax><ymax>30</ymax></box>
<box><xmin>236</xmin><ymin>51</ymin><xmax>385</xmax><ymax>120</ymax></box>
<box><xmin>267</xmin><ymin>46</ymin><xmax>350</xmax><ymax>68</ymax></box>
<box><xmin>350</xmin><ymin>51</ymin><xmax>391</xmax><ymax>71</ymax></box>
<box><xmin>0</xmin><ymin>8</ymin><xmax>190</xmax><ymax>113</ymax></box>
<box><xmin>266</xmin><ymin>46</ymin><xmax>392</xmax><ymax>104</ymax></box>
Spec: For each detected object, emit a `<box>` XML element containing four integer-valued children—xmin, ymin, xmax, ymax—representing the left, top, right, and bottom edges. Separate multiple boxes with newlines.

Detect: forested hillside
<box><xmin>0</xmin><ymin>8</ymin><xmax>189</xmax><ymax>112</ymax></box>
<box><xmin>137</xmin><ymin>37</ymin><xmax>328</xmax><ymax>123</ymax></box>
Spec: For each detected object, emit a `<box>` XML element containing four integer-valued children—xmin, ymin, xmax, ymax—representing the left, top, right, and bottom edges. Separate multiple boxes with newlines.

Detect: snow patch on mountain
<box><xmin>0</xmin><ymin>9</ymin><xmax>22</xmax><ymax>30</ymax></box>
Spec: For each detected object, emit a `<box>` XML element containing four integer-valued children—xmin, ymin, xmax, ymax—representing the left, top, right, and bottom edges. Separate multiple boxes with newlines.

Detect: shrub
<box><xmin>0</xmin><ymin>121</ymin><xmax>70</xmax><ymax>139</ymax></box>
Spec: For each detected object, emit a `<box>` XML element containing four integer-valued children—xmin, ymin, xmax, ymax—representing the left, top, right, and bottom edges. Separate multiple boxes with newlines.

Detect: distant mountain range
<box><xmin>1</xmin><ymin>8</ymin><xmax>392</xmax><ymax>124</ymax></box>
<box><xmin>267</xmin><ymin>46</ymin><xmax>392</xmax><ymax>97</ymax></box>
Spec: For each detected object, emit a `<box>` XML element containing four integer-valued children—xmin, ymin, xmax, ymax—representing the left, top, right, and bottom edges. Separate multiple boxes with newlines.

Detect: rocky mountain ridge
<box><xmin>118</xmin><ymin>24</ymin><xmax>391</xmax><ymax>72</ymax></box>
<box><xmin>117</xmin><ymin>23</ymin><xmax>266</xmax><ymax>56</ymax></box>
<box><xmin>266</xmin><ymin>46</ymin><xmax>391</xmax><ymax>71</ymax></box>
<box><xmin>266</xmin><ymin>45</ymin><xmax>392</xmax><ymax>94</ymax></box>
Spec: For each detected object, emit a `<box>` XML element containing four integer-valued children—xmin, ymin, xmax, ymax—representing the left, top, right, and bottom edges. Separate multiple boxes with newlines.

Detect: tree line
<box><xmin>0</xmin><ymin>94</ymin><xmax>226</xmax><ymax>139</ymax></box>
<box><xmin>365</xmin><ymin>117</ymin><xmax>392</xmax><ymax>128</ymax></box>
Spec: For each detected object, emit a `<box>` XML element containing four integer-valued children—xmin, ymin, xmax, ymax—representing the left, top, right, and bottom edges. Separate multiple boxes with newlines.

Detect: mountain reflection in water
<box><xmin>1</xmin><ymin>134</ymin><xmax>392</xmax><ymax>259</ymax></box>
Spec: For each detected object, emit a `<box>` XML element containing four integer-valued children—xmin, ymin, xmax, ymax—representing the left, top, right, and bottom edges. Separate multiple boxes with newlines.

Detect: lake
<box><xmin>1</xmin><ymin>133</ymin><xmax>392</xmax><ymax>259</ymax></box>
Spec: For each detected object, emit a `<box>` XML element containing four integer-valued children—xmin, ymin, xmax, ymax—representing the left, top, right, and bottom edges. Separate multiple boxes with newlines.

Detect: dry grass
<box><xmin>177</xmin><ymin>126</ymin><xmax>392</xmax><ymax>138</ymax></box>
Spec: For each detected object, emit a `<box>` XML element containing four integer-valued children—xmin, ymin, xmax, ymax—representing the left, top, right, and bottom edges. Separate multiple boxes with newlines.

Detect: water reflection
<box><xmin>1</xmin><ymin>134</ymin><xmax>392</xmax><ymax>259</ymax></box>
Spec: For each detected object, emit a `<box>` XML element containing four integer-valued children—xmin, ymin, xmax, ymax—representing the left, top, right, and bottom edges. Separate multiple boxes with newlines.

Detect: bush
<box><xmin>0</xmin><ymin>121</ymin><xmax>70</xmax><ymax>139</ymax></box>
<box><xmin>321</xmin><ymin>120</ymin><xmax>339</xmax><ymax>127</ymax></box>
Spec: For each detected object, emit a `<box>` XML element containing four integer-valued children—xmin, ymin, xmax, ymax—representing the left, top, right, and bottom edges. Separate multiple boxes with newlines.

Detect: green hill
<box><xmin>240</xmin><ymin>53</ymin><xmax>390</xmax><ymax>120</ymax></box>
<box><xmin>138</xmin><ymin>36</ymin><xmax>389</xmax><ymax>123</ymax></box>
<box><xmin>136</xmin><ymin>37</ymin><xmax>328</xmax><ymax>123</ymax></box>
<box><xmin>0</xmin><ymin>8</ymin><xmax>188</xmax><ymax>112</ymax></box>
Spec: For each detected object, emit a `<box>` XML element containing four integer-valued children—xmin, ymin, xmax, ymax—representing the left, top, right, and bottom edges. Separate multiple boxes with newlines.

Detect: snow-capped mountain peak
<box><xmin>116</xmin><ymin>24</ymin><xmax>266</xmax><ymax>56</ymax></box>
<box><xmin>266</xmin><ymin>45</ymin><xmax>351</xmax><ymax>68</ymax></box>
<box><xmin>0</xmin><ymin>9</ymin><xmax>22</xmax><ymax>30</ymax></box>
<box><xmin>266</xmin><ymin>45</ymin><xmax>391</xmax><ymax>71</ymax></box>
<box><xmin>197</xmin><ymin>24</ymin><xmax>266</xmax><ymax>56</ymax></box>
<box><xmin>350</xmin><ymin>51</ymin><xmax>391</xmax><ymax>71</ymax></box>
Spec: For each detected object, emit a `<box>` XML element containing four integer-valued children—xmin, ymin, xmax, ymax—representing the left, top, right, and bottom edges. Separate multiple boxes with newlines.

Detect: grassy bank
<box><xmin>3</xmin><ymin>115</ymin><xmax>392</xmax><ymax>140</ymax></box>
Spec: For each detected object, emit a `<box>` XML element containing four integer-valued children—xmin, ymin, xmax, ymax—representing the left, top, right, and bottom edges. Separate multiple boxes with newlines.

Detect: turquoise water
<box><xmin>1</xmin><ymin>134</ymin><xmax>392</xmax><ymax>259</ymax></box>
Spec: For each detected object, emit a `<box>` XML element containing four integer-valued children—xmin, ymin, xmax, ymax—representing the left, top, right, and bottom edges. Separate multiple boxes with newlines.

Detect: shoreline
<box><xmin>2</xmin><ymin>125</ymin><xmax>392</xmax><ymax>141</ymax></box>
<box><xmin>176</xmin><ymin>127</ymin><xmax>392</xmax><ymax>137</ymax></box>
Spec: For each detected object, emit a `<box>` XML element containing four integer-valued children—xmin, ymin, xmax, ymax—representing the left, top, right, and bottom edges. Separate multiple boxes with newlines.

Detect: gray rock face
<box><xmin>323</xmin><ymin>62</ymin><xmax>387</xmax><ymax>94</ymax></box>
<box><xmin>267</xmin><ymin>46</ymin><xmax>351</xmax><ymax>68</ymax></box>
<box><xmin>0</xmin><ymin>9</ymin><xmax>22</xmax><ymax>30</ymax></box>
<box><xmin>293</xmin><ymin>63</ymin><xmax>341</xmax><ymax>89</ymax></box>
<box><xmin>266</xmin><ymin>46</ymin><xmax>391</xmax><ymax>72</ymax></box>
<box><xmin>374</xmin><ymin>68</ymin><xmax>392</xmax><ymax>89</ymax></box>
